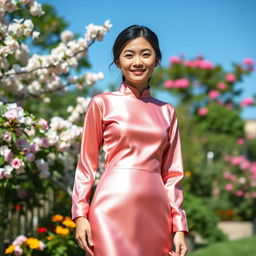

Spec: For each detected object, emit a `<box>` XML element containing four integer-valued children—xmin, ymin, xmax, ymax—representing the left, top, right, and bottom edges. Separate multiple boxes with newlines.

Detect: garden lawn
<box><xmin>189</xmin><ymin>235</ymin><xmax>256</xmax><ymax>256</ymax></box>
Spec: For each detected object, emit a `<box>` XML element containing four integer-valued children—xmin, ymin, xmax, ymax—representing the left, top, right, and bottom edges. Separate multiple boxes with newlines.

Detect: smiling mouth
<box><xmin>131</xmin><ymin>70</ymin><xmax>146</xmax><ymax>75</ymax></box>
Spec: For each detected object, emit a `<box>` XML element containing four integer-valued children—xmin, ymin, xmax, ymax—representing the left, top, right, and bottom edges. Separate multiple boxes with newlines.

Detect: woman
<box><xmin>72</xmin><ymin>25</ymin><xmax>189</xmax><ymax>256</ymax></box>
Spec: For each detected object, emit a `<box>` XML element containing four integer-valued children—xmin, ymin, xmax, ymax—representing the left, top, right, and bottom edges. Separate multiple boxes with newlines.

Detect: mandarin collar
<box><xmin>118</xmin><ymin>81</ymin><xmax>151</xmax><ymax>99</ymax></box>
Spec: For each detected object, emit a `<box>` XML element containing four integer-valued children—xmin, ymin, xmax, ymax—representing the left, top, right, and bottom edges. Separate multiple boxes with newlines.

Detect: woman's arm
<box><xmin>71</xmin><ymin>96</ymin><xmax>104</xmax><ymax>222</ymax></box>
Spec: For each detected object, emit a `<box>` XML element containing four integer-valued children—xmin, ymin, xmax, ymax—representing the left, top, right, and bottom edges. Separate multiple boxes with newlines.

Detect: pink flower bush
<box><xmin>164</xmin><ymin>78</ymin><xmax>189</xmax><ymax>88</ymax></box>
<box><xmin>164</xmin><ymin>80</ymin><xmax>174</xmax><ymax>88</ymax></box>
<box><xmin>225</xmin><ymin>73</ymin><xmax>236</xmax><ymax>83</ymax></box>
<box><xmin>169</xmin><ymin>56</ymin><xmax>181</xmax><ymax>64</ymax></box>
<box><xmin>217</xmin><ymin>82</ymin><xmax>227</xmax><ymax>90</ymax></box>
<box><xmin>184</xmin><ymin>59</ymin><xmax>214</xmax><ymax>70</ymax></box>
<box><xmin>240</xmin><ymin>97</ymin><xmax>254</xmax><ymax>107</ymax></box>
<box><xmin>243</xmin><ymin>58</ymin><xmax>254</xmax><ymax>66</ymax></box>
<box><xmin>175</xmin><ymin>78</ymin><xmax>190</xmax><ymax>88</ymax></box>
<box><xmin>225</xmin><ymin>184</ymin><xmax>233</xmax><ymax>191</ymax></box>
<box><xmin>223</xmin><ymin>153</ymin><xmax>256</xmax><ymax>200</ymax></box>
<box><xmin>208</xmin><ymin>90</ymin><xmax>220</xmax><ymax>99</ymax></box>
<box><xmin>198</xmin><ymin>107</ymin><xmax>208</xmax><ymax>116</ymax></box>
<box><xmin>4</xmin><ymin>109</ymin><xmax>18</xmax><ymax>120</ymax></box>
<box><xmin>237</xmin><ymin>138</ymin><xmax>245</xmax><ymax>145</ymax></box>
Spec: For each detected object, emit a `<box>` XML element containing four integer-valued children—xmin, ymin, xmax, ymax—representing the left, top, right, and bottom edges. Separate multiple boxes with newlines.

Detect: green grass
<box><xmin>189</xmin><ymin>236</ymin><xmax>256</xmax><ymax>256</ymax></box>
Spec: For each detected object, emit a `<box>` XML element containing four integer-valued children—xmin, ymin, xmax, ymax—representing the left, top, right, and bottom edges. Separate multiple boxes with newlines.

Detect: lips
<box><xmin>131</xmin><ymin>69</ymin><xmax>146</xmax><ymax>75</ymax></box>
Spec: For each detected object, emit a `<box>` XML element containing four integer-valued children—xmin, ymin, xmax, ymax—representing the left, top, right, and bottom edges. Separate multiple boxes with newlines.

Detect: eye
<box><xmin>143</xmin><ymin>53</ymin><xmax>151</xmax><ymax>57</ymax></box>
<box><xmin>124</xmin><ymin>54</ymin><xmax>132</xmax><ymax>58</ymax></box>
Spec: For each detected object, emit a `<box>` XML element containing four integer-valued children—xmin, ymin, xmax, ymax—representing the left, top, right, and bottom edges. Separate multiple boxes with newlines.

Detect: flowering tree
<box><xmin>0</xmin><ymin>1</ymin><xmax>112</xmax><ymax>250</ymax></box>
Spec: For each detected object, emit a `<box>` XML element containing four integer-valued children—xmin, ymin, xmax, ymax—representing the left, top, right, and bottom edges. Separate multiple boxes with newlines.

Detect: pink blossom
<box><xmin>252</xmin><ymin>192</ymin><xmax>256</xmax><ymax>198</ymax></box>
<box><xmin>199</xmin><ymin>60</ymin><xmax>213</xmax><ymax>70</ymax></box>
<box><xmin>41</xmin><ymin>137</ymin><xmax>50</xmax><ymax>148</ymax></box>
<box><xmin>38</xmin><ymin>118</ymin><xmax>49</xmax><ymax>130</ymax></box>
<box><xmin>10</xmin><ymin>158</ymin><xmax>24</xmax><ymax>169</ymax></box>
<box><xmin>198</xmin><ymin>107</ymin><xmax>208</xmax><ymax>116</ymax></box>
<box><xmin>235</xmin><ymin>190</ymin><xmax>243</xmax><ymax>197</ymax></box>
<box><xmin>184</xmin><ymin>60</ymin><xmax>194</xmax><ymax>67</ymax></box>
<box><xmin>164</xmin><ymin>80</ymin><xmax>174</xmax><ymax>88</ymax></box>
<box><xmin>4</xmin><ymin>109</ymin><xmax>18</xmax><ymax>120</ymax></box>
<box><xmin>240</xmin><ymin>97</ymin><xmax>254</xmax><ymax>107</ymax></box>
<box><xmin>39</xmin><ymin>241</ymin><xmax>46</xmax><ymax>250</ymax></box>
<box><xmin>225</xmin><ymin>73</ymin><xmax>236</xmax><ymax>83</ymax></box>
<box><xmin>175</xmin><ymin>78</ymin><xmax>189</xmax><ymax>88</ymax></box>
<box><xmin>217</xmin><ymin>82</ymin><xmax>227</xmax><ymax>90</ymax></box>
<box><xmin>14</xmin><ymin>246</ymin><xmax>23</xmax><ymax>256</ymax></box>
<box><xmin>4</xmin><ymin>151</ymin><xmax>13</xmax><ymax>162</ymax></box>
<box><xmin>225</xmin><ymin>184</ymin><xmax>233</xmax><ymax>191</ymax></box>
<box><xmin>208</xmin><ymin>90</ymin><xmax>219</xmax><ymax>99</ymax></box>
<box><xmin>169</xmin><ymin>56</ymin><xmax>181</xmax><ymax>64</ymax></box>
<box><xmin>193</xmin><ymin>59</ymin><xmax>202</xmax><ymax>68</ymax></box>
<box><xmin>13</xmin><ymin>235</ymin><xmax>27</xmax><ymax>246</ymax></box>
<box><xmin>239</xmin><ymin>177</ymin><xmax>246</xmax><ymax>184</ymax></box>
<box><xmin>240</xmin><ymin>160</ymin><xmax>251</xmax><ymax>171</ymax></box>
<box><xmin>230</xmin><ymin>155</ymin><xmax>245</xmax><ymax>165</ymax></box>
<box><xmin>3</xmin><ymin>132</ymin><xmax>12</xmax><ymax>142</ymax></box>
<box><xmin>243</xmin><ymin>58</ymin><xmax>254</xmax><ymax>66</ymax></box>
<box><xmin>236</xmin><ymin>138</ymin><xmax>245</xmax><ymax>145</ymax></box>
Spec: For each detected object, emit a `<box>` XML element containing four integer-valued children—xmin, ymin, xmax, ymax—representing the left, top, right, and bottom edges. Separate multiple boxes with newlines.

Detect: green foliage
<box><xmin>195</xmin><ymin>103</ymin><xmax>244</xmax><ymax>137</ymax></box>
<box><xmin>189</xmin><ymin>235</ymin><xmax>256</xmax><ymax>256</ymax></box>
<box><xmin>183</xmin><ymin>192</ymin><xmax>228</xmax><ymax>242</ymax></box>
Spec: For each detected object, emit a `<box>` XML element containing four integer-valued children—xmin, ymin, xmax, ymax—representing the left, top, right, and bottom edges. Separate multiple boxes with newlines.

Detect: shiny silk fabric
<box><xmin>72</xmin><ymin>81</ymin><xmax>189</xmax><ymax>256</ymax></box>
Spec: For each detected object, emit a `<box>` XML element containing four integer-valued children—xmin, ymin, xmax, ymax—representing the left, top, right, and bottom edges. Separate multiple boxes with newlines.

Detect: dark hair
<box><xmin>109</xmin><ymin>25</ymin><xmax>162</xmax><ymax>83</ymax></box>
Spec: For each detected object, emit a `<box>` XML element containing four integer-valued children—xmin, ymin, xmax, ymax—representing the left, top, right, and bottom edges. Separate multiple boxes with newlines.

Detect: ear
<box><xmin>115</xmin><ymin>60</ymin><xmax>121</xmax><ymax>69</ymax></box>
<box><xmin>154</xmin><ymin>59</ymin><xmax>159</xmax><ymax>67</ymax></box>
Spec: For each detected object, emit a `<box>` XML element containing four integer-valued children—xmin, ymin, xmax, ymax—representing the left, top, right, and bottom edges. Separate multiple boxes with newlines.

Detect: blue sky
<box><xmin>40</xmin><ymin>0</ymin><xmax>256</xmax><ymax>119</ymax></box>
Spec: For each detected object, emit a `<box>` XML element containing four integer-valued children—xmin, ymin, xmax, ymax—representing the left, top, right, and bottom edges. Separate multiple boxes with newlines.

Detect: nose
<box><xmin>133</xmin><ymin>56</ymin><xmax>143</xmax><ymax>66</ymax></box>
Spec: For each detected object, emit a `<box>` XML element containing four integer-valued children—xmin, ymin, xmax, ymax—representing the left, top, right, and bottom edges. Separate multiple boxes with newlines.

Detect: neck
<box><xmin>124</xmin><ymin>80</ymin><xmax>149</xmax><ymax>96</ymax></box>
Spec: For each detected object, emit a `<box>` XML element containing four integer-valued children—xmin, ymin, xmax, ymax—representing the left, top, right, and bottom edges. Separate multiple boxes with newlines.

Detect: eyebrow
<box><xmin>123</xmin><ymin>48</ymin><xmax>152</xmax><ymax>53</ymax></box>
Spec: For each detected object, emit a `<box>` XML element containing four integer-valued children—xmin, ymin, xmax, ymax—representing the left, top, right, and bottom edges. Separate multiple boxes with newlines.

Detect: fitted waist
<box><xmin>106</xmin><ymin>167</ymin><xmax>160</xmax><ymax>173</ymax></box>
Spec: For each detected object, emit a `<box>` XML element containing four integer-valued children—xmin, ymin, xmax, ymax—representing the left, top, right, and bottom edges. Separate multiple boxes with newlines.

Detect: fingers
<box><xmin>87</xmin><ymin>225</ymin><xmax>94</xmax><ymax>247</ymax></box>
<box><xmin>174</xmin><ymin>244</ymin><xmax>188</xmax><ymax>256</ymax></box>
<box><xmin>75</xmin><ymin>231</ymin><xmax>94</xmax><ymax>256</ymax></box>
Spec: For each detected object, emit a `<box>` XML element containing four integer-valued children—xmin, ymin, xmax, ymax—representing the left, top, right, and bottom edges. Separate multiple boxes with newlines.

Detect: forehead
<box><xmin>122</xmin><ymin>37</ymin><xmax>154</xmax><ymax>51</ymax></box>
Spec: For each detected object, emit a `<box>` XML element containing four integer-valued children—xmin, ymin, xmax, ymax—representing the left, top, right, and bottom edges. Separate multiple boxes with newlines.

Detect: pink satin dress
<box><xmin>72</xmin><ymin>81</ymin><xmax>189</xmax><ymax>256</ymax></box>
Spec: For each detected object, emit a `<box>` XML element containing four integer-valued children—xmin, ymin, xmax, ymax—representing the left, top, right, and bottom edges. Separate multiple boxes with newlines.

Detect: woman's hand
<box><xmin>169</xmin><ymin>231</ymin><xmax>188</xmax><ymax>256</ymax></box>
<box><xmin>75</xmin><ymin>217</ymin><xmax>94</xmax><ymax>256</ymax></box>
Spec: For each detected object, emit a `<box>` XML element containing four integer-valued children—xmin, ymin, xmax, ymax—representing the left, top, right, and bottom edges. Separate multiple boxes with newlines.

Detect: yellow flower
<box><xmin>51</xmin><ymin>214</ymin><xmax>63</xmax><ymax>222</ymax></box>
<box><xmin>26</xmin><ymin>237</ymin><xmax>40</xmax><ymax>249</ymax></box>
<box><xmin>55</xmin><ymin>225</ymin><xmax>69</xmax><ymax>235</ymax></box>
<box><xmin>5</xmin><ymin>245</ymin><xmax>15</xmax><ymax>254</ymax></box>
<box><xmin>185</xmin><ymin>171</ymin><xmax>191</xmax><ymax>177</ymax></box>
<box><xmin>46</xmin><ymin>235</ymin><xmax>55</xmax><ymax>240</ymax></box>
<box><xmin>62</xmin><ymin>219</ymin><xmax>76</xmax><ymax>228</ymax></box>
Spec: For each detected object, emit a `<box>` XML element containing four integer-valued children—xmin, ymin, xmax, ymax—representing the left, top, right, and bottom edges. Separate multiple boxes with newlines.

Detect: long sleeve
<box><xmin>71</xmin><ymin>96</ymin><xmax>104</xmax><ymax>222</ymax></box>
<box><xmin>161</xmin><ymin>107</ymin><xmax>189</xmax><ymax>235</ymax></box>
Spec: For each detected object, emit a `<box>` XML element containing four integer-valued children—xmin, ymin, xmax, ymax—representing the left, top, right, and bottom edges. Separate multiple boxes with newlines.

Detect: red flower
<box><xmin>37</xmin><ymin>227</ymin><xmax>48</xmax><ymax>233</ymax></box>
<box><xmin>15</xmin><ymin>204</ymin><xmax>22</xmax><ymax>211</ymax></box>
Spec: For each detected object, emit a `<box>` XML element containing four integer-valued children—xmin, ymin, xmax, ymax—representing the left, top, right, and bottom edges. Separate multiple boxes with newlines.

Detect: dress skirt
<box><xmin>88</xmin><ymin>168</ymin><xmax>173</xmax><ymax>256</ymax></box>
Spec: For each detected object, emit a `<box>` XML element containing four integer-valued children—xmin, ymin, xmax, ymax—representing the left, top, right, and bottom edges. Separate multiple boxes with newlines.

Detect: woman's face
<box><xmin>115</xmin><ymin>37</ymin><xmax>158</xmax><ymax>87</ymax></box>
